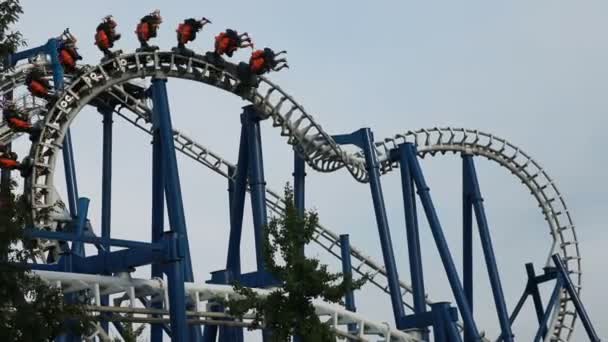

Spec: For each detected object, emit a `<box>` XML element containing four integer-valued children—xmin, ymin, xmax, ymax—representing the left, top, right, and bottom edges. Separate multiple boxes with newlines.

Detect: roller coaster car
<box><xmin>96</xmin><ymin>15</ymin><xmax>122</xmax><ymax>59</ymax></box>
<box><xmin>172</xmin><ymin>17</ymin><xmax>212</xmax><ymax>57</ymax></box>
<box><xmin>58</xmin><ymin>28</ymin><xmax>83</xmax><ymax>73</ymax></box>
<box><xmin>135</xmin><ymin>10</ymin><xmax>163</xmax><ymax>53</ymax></box>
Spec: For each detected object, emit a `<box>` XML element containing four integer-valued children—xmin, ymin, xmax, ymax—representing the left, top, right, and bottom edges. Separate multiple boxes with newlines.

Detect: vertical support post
<box><xmin>99</xmin><ymin>106</ymin><xmax>113</xmax><ymax>335</ymax></box>
<box><xmin>293</xmin><ymin>150</ymin><xmax>306</xmax><ymax>257</ymax></box>
<box><xmin>404</xmin><ymin>143</ymin><xmax>480</xmax><ymax>340</ymax></box>
<box><xmin>340</xmin><ymin>234</ymin><xmax>358</xmax><ymax>334</ymax></box>
<box><xmin>430</xmin><ymin>303</ymin><xmax>448</xmax><ymax>342</ymax></box>
<box><xmin>71</xmin><ymin>198</ymin><xmax>89</xmax><ymax>257</ymax></box>
<box><xmin>49</xmin><ymin>39</ymin><xmax>80</xmax><ymax>219</ymax></box>
<box><xmin>463</xmin><ymin>155</ymin><xmax>513</xmax><ymax>341</ymax></box>
<box><xmin>164</xmin><ymin>231</ymin><xmax>189</xmax><ymax>342</ymax></box>
<box><xmin>359</xmin><ymin>128</ymin><xmax>406</xmax><ymax>326</ymax></box>
<box><xmin>398</xmin><ymin>143</ymin><xmax>428</xmax><ymax>340</ymax></box>
<box><xmin>552</xmin><ymin>254</ymin><xmax>600</xmax><ymax>341</ymax></box>
<box><xmin>62</xmin><ymin>130</ymin><xmax>79</xmax><ymax>217</ymax></box>
<box><xmin>533</xmin><ymin>278</ymin><xmax>562</xmax><ymax>342</ymax></box>
<box><xmin>150</xmin><ymin>78</ymin><xmax>190</xmax><ymax>341</ymax></box>
<box><xmin>100</xmin><ymin>107</ymin><xmax>113</xmax><ymax>250</ymax></box>
<box><xmin>226</xmin><ymin>124</ymin><xmax>249</xmax><ymax>276</ymax></box>
<box><xmin>218</xmin><ymin>167</ymin><xmax>244</xmax><ymax>342</ymax></box>
<box><xmin>150</xmin><ymin>102</ymin><xmax>165</xmax><ymax>342</ymax></box>
<box><xmin>462</xmin><ymin>154</ymin><xmax>474</xmax><ymax>341</ymax></box>
<box><xmin>243</xmin><ymin>105</ymin><xmax>268</xmax><ymax>272</ymax></box>
<box><xmin>525</xmin><ymin>264</ymin><xmax>546</xmax><ymax>327</ymax></box>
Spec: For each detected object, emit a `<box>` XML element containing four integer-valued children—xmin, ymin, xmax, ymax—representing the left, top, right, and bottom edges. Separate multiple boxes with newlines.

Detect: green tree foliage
<box><xmin>225</xmin><ymin>184</ymin><xmax>366</xmax><ymax>342</ymax></box>
<box><xmin>0</xmin><ymin>0</ymin><xmax>26</xmax><ymax>60</ymax></box>
<box><xmin>0</xmin><ymin>180</ymin><xmax>91</xmax><ymax>341</ymax></box>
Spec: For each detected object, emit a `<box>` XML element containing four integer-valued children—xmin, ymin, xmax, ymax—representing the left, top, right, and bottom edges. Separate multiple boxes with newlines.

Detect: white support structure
<box><xmin>34</xmin><ymin>270</ymin><xmax>418</xmax><ymax>342</ymax></box>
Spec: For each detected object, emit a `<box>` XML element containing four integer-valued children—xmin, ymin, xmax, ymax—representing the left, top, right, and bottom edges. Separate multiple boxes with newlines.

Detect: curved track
<box><xmin>0</xmin><ymin>51</ymin><xmax>579</xmax><ymax>340</ymax></box>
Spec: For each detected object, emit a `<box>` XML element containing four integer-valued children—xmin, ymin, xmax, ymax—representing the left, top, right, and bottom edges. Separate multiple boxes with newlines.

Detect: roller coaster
<box><xmin>0</xmin><ymin>16</ymin><xmax>601</xmax><ymax>342</ymax></box>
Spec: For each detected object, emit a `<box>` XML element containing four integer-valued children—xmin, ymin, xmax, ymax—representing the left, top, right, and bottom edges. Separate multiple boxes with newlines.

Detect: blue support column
<box><xmin>226</xmin><ymin>124</ymin><xmax>249</xmax><ymax>276</ymax></box>
<box><xmin>403</xmin><ymin>143</ymin><xmax>480</xmax><ymax>340</ymax></box>
<box><xmin>243</xmin><ymin>106</ymin><xmax>269</xmax><ymax>272</ymax></box>
<box><xmin>150</xmin><ymin>78</ymin><xmax>192</xmax><ymax>341</ymax></box>
<box><xmin>164</xmin><ymin>231</ymin><xmax>189</xmax><ymax>342</ymax></box>
<box><xmin>533</xmin><ymin>278</ymin><xmax>562</xmax><ymax>342</ymax></box>
<box><xmin>151</xmin><ymin>105</ymin><xmax>166</xmax><ymax>342</ymax></box>
<box><xmin>552</xmin><ymin>254</ymin><xmax>600</xmax><ymax>341</ymax></box>
<box><xmin>397</xmin><ymin>143</ymin><xmax>428</xmax><ymax>340</ymax></box>
<box><xmin>463</xmin><ymin>155</ymin><xmax>513</xmax><ymax>342</ymax></box>
<box><xmin>99</xmin><ymin>106</ymin><xmax>113</xmax><ymax>335</ymax></box>
<box><xmin>462</xmin><ymin>155</ymin><xmax>474</xmax><ymax>342</ymax></box>
<box><xmin>50</xmin><ymin>39</ymin><xmax>80</xmax><ymax>219</ymax></box>
<box><xmin>358</xmin><ymin>129</ymin><xmax>406</xmax><ymax>327</ymax></box>
<box><xmin>340</xmin><ymin>235</ymin><xmax>358</xmax><ymax>334</ymax></box>
<box><xmin>62</xmin><ymin>130</ymin><xmax>79</xmax><ymax>217</ymax></box>
<box><xmin>100</xmin><ymin>107</ymin><xmax>113</xmax><ymax>250</ymax></box>
<box><xmin>293</xmin><ymin>151</ymin><xmax>306</xmax><ymax>257</ymax></box>
<box><xmin>71</xmin><ymin>198</ymin><xmax>89</xmax><ymax>257</ymax></box>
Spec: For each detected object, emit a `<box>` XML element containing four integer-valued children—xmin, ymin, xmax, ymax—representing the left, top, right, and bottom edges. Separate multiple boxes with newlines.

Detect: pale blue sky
<box><xmin>11</xmin><ymin>0</ymin><xmax>608</xmax><ymax>340</ymax></box>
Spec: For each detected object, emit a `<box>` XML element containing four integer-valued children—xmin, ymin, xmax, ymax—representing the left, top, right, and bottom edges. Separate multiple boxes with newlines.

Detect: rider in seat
<box><xmin>2</xmin><ymin>101</ymin><xmax>35</xmax><ymax>135</ymax></box>
<box><xmin>174</xmin><ymin>17</ymin><xmax>212</xmax><ymax>56</ymax></box>
<box><xmin>0</xmin><ymin>149</ymin><xmax>31</xmax><ymax>177</ymax></box>
<box><xmin>136</xmin><ymin>10</ymin><xmax>163</xmax><ymax>52</ymax></box>
<box><xmin>236</xmin><ymin>48</ymin><xmax>288</xmax><ymax>88</ymax></box>
<box><xmin>206</xmin><ymin>29</ymin><xmax>253</xmax><ymax>66</ymax></box>
<box><xmin>249</xmin><ymin>48</ymin><xmax>288</xmax><ymax>75</ymax></box>
<box><xmin>95</xmin><ymin>15</ymin><xmax>122</xmax><ymax>59</ymax></box>
<box><xmin>25</xmin><ymin>68</ymin><xmax>57</xmax><ymax>102</ymax></box>
<box><xmin>0</xmin><ymin>150</ymin><xmax>22</xmax><ymax>172</ymax></box>
<box><xmin>58</xmin><ymin>28</ymin><xmax>83</xmax><ymax>73</ymax></box>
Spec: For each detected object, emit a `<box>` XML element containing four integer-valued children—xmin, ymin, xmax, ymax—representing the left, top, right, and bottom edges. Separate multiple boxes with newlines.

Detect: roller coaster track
<box><xmin>33</xmin><ymin>270</ymin><xmax>417</xmax><ymax>342</ymax></box>
<box><xmin>0</xmin><ymin>51</ymin><xmax>580</xmax><ymax>340</ymax></box>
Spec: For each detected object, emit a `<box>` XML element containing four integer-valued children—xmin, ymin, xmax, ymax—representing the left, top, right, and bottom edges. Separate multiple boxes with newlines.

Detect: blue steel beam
<box><xmin>462</xmin><ymin>153</ymin><xmax>474</xmax><ymax>337</ymax></box>
<box><xmin>333</xmin><ymin>129</ymin><xmax>406</xmax><ymax>327</ymax></box>
<box><xmin>403</xmin><ymin>143</ymin><xmax>481</xmax><ymax>340</ymax></box>
<box><xmin>463</xmin><ymin>155</ymin><xmax>513</xmax><ymax>341</ymax></box>
<box><xmin>71</xmin><ymin>198</ymin><xmax>90</xmax><ymax>257</ymax></box>
<box><xmin>226</xmin><ymin>124</ymin><xmax>249</xmax><ymax>276</ymax></box>
<box><xmin>151</xmin><ymin>98</ymin><xmax>166</xmax><ymax>342</ymax></box>
<box><xmin>340</xmin><ymin>234</ymin><xmax>358</xmax><ymax>335</ymax></box>
<box><xmin>100</xmin><ymin>107</ymin><xmax>113</xmax><ymax>251</ymax></box>
<box><xmin>62</xmin><ymin>130</ymin><xmax>79</xmax><ymax>217</ymax></box>
<box><xmin>533</xmin><ymin>278</ymin><xmax>562</xmax><ymax>342</ymax></box>
<box><xmin>396</xmin><ymin>144</ymin><xmax>428</xmax><ymax>340</ymax></box>
<box><xmin>294</xmin><ymin>151</ymin><xmax>306</xmax><ymax>258</ymax></box>
<box><xmin>99</xmin><ymin>105</ymin><xmax>113</xmax><ymax>335</ymax></box>
<box><xmin>243</xmin><ymin>106</ymin><xmax>269</xmax><ymax>272</ymax></box>
<box><xmin>25</xmin><ymin>229</ymin><xmax>163</xmax><ymax>250</ymax></box>
<box><xmin>552</xmin><ymin>254</ymin><xmax>600</xmax><ymax>341</ymax></box>
<box><xmin>150</xmin><ymin>77</ymin><xmax>191</xmax><ymax>341</ymax></box>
